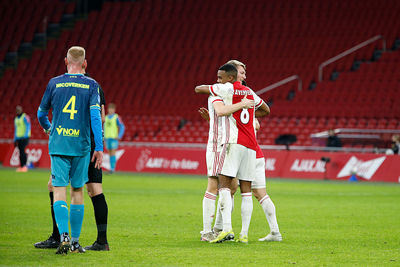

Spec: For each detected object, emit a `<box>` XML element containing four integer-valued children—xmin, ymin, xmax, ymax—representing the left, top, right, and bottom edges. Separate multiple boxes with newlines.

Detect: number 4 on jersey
<box><xmin>63</xmin><ymin>95</ymin><xmax>78</xmax><ymax>119</ymax></box>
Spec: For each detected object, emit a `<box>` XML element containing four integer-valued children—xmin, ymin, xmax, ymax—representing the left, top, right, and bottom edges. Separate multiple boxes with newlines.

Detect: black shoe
<box><xmin>70</xmin><ymin>241</ymin><xmax>85</xmax><ymax>253</ymax></box>
<box><xmin>56</xmin><ymin>233</ymin><xmax>70</xmax><ymax>255</ymax></box>
<box><xmin>34</xmin><ymin>236</ymin><xmax>60</xmax><ymax>249</ymax></box>
<box><xmin>84</xmin><ymin>241</ymin><xmax>110</xmax><ymax>251</ymax></box>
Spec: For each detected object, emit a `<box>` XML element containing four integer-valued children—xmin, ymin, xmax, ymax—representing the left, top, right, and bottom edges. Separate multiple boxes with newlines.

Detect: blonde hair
<box><xmin>226</xmin><ymin>59</ymin><xmax>246</xmax><ymax>70</ymax></box>
<box><xmin>67</xmin><ymin>46</ymin><xmax>85</xmax><ymax>65</ymax></box>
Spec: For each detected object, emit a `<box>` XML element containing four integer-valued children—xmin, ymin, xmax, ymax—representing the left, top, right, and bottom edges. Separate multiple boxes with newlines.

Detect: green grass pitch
<box><xmin>0</xmin><ymin>168</ymin><xmax>399</xmax><ymax>266</ymax></box>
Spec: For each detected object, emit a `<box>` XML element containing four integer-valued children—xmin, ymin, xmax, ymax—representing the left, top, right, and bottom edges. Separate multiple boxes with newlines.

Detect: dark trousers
<box><xmin>16</xmin><ymin>138</ymin><xmax>29</xmax><ymax>167</ymax></box>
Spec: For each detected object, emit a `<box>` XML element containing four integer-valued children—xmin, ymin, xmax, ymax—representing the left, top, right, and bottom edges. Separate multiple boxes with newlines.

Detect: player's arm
<box><xmin>13</xmin><ymin>123</ymin><xmax>17</xmax><ymax>145</ymax></box>
<box><xmin>99</xmin><ymin>86</ymin><xmax>106</xmax><ymax>123</ymax></box>
<box><xmin>255</xmin><ymin>118</ymin><xmax>261</xmax><ymax>131</ymax></box>
<box><xmin>37</xmin><ymin>82</ymin><xmax>53</xmax><ymax>133</ymax></box>
<box><xmin>90</xmin><ymin>85</ymin><xmax>104</xmax><ymax>169</ymax></box>
<box><xmin>101</xmin><ymin>105</ymin><xmax>105</xmax><ymax>123</ymax></box>
<box><xmin>194</xmin><ymin>85</ymin><xmax>210</xmax><ymax>94</ymax></box>
<box><xmin>255</xmin><ymin>102</ymin><xmax>270</xmax><ymax>118</ymax></box>
<box><xmin>116</xmin><ymin>117</ymin><xmax>125</xmax><ymax>139</ymax></box>
<box><xmin>250</xmin><ymin>89</ymin><xmax>270</xmax><ymax>118</ymax></box>
<box><xmin>213</xmin><ymin>96</ymin><xmax>255</xmax><ymax>117</ymax></box>
<box><xmin>24</xmin><ymin>116</ymin><xmax>31</xmax><ymax>138</ymax></box>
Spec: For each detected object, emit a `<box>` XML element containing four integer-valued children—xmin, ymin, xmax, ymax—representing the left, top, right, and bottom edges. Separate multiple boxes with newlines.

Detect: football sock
<box><xmin>70</xmin><ymin>204</ymin><xmax>84</xmax><ymax>243</ymax></box>
<box><xmin>260</xmin><ymin>195</ymin><xmax>280</xmax><ymax>233</ymax></box>
<box><xmin>231</xmin><ymin>196</ymin><xmax>235</xmax><ymax>212</ymax></box>
<box><xmin>53</xmin><ymin>200</ymin><xmax>69</xmax><ymax>240</ymax></box>
<box><xmin>219</xmin><ymin>188</ymin><xmax>232</xmax><ymax>232</ymax></box>
<box><xmin>110</xmin><ymin>155</ymin><xmax>116</xmax><ymax>171</ymax></box>
<box><xmin>202</xmin><ymin>191</ymin><xmax>217</xmax><ymax>233</ymax></box>
<box><xmin>213</xmin><ymin>201</ymin><xmax>223</xmax><ymax>230</ymax></box>
<box><xmin>49</xmin><ymin>192</ymin><xmax>60</xmax><ymax>240</ymax></box>
<box><xmin>240</xmin><ymin>193</ymin><xmax>253</xmax><ymax>237</ymax></box>
<box><xmin>91</xmin><ymin>193</ymin><xmax>108</xmax><ymax>244</ymax></box>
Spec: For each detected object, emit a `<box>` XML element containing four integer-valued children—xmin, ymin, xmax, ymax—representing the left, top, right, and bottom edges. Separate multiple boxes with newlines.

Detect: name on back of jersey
<box><xmin>234</xmin><ymin>89</ymin><xmax>252</xmax><ymax>96</ymax></box>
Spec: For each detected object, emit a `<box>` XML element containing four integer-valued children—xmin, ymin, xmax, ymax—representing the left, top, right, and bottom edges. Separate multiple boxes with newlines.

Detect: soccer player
<box><xmin>34</xmin><ymin>71</ymin><xmax>110</xmax><ymax>251</ymax></box>
<box><xmin>195</xmin><ymin>63</ymin><xmax>269</xmax><ymax>243</ymax></box>
<box><xmin>104</xmin><ymin>103</ymin><xmax>124</xmax><ymax>173</ymax></box>
<box><xmin>225</xmin><ymin>60</ymin><xmax>282</xmax><ymax>242</ymax></box>
<box><xmin>252</xmin><ymin>118</ymin><xmax>282</xmax><ymax>241</ymax></box>
<box><xmin>199</xmin><ymin>91</ymin><xmax>255</xmax><ymax>241</ymax></box>
<box><xmin>14</xmin><ymin>105</ymin><xmax>31</xmax><ymax>172</ymax></box>
<box><xmin>37</xmin><ymin>46</ymin><xmax>103</xmax><ymax>254</ymax></box>
<box><xmin>199</xmin><ymin>60</ymin><xmax>278</xmax><ymax>243</ymax></box>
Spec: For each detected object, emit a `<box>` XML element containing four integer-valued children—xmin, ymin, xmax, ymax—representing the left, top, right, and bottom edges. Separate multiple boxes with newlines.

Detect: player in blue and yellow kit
<box><xmin>14</xmin><ymin>105</ymin><xmax>31</xmax><ymax>172</ymax></box>
<box><xmin>104</xmin><ymin>103</ymin><xmax>124</xmax><ymax>173</ymax></box>
<box><xmin>37</xmin><ymin>46</ymin><xmax>103</xmax><ymax>254</ymax></box>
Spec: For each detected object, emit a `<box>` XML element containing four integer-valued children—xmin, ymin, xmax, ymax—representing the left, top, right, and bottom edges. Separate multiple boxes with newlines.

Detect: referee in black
<box><xmin>34</xmin><ymin>69</ymin><xmax>110</xmax><ymax>251</ymax></box>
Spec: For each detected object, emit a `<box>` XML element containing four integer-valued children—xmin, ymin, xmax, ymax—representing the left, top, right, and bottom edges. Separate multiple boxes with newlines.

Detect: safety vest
<box><xmin>15</xmin><ymin>113</ymin><xmax>31</xmax><ymax>138</ymax></box>
<box><xmin>104</xmin><ymin>114</ymin><xmax>118</xmax><ymax>139</ymax></box>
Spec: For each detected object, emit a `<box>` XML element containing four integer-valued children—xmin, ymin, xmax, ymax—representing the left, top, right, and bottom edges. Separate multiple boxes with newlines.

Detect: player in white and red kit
<box><xmin>195</xmin><ymin>63</ymin><xmax>269</xmax><ymax>243</ymax></box>
<box><xmin>227</xmin><ymin>60</ymin><xmax>282</xmax><ymax>242</ymax></box>
<box><xmin>199</xmin><ymin>60</ymin><xmax>281</xmax><ymax>242</ymax></box>
<box><xmin>253</xmin><ymin>119</ymin><xmax>282</xmax><ymax>242</ymax></box>
<box><xmin>200</xmin><ymin>93</ymin><xmax>255</xmax><ymax>241</ymax></box>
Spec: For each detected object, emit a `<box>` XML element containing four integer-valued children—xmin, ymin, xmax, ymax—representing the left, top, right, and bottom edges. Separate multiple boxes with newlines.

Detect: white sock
<box><xmin>214</xmin><ymin>200</ymin><xmax>223</xmax><ymax>230</ymax></box>
<box><xmin>218</xmin><ymin>188</ymin><xmax>232</xmax><ymax>232</ymax></box>
<box><xmin>231</xmin><ymin>196</ymin><xmax>234</xmax><ymax>212</ymax></box>
<box><xmin>260</xmin><ymin>195</ymin><xmax>279</xmax><ymax>233</ymax></box>
<box><xmin>240</xmin><ymin>193</ymin><xmax>253</xmax><ymax>237</ymax></box>
<box><xmin>202</xmin><ymin>191</ymin><xmax>217</xmax><ymax>233</ymax></box>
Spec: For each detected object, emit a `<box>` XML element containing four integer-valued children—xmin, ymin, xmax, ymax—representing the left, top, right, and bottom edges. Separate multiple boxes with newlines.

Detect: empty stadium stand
<box><xmin>0</xmin><ymin>0</ymin><xmax>399</xmax><ymax>147</ymax></box>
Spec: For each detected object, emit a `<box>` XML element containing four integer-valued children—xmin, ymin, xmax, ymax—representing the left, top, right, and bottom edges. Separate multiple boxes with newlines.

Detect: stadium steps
<box><xmin>0</xmin><ymin>0</ymin><xmax>399</xmax><ymax>146</ymax></box>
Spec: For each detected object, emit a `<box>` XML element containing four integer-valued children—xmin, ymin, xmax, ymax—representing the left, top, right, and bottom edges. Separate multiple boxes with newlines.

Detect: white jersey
<box><xmin>209</xmin><ymin>81</ymin><xmax>264</xmax><ymax>151</ymax></box>
<box><xmin>206</xmin><ymin>95</ymin><xmax>223</xmax><ymax>152</ymax></box>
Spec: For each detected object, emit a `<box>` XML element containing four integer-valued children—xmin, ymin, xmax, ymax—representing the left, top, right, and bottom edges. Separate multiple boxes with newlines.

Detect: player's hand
<box><xmin>241</xmin><ymin>95</ymin><xmax>255</xmax><ymax>109</ymax></box>
<box><xmin>91</xmin><ymin>151</ymin><xmax>103</xmax><ymax>169</ymax></box>
<box><xmin>255</xmin><ymin>118</ymin><xmax>260</xmax><ymax>131</ymax></box>
<box><xmin>198</xmin><ymin>107</ymin><xmax>210</xmax><ymax>122</ymax></box>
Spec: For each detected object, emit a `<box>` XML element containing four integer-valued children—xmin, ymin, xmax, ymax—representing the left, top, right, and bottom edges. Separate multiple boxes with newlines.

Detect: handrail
<box><xmin>256</xmin><ymin>75</ymin><xmax>302</xmax><ymax>95</ymax></box>
<box><xmin>318</xmin><ymin>35</ymin><xmax>386</xmax><ymax>82</ymax></box>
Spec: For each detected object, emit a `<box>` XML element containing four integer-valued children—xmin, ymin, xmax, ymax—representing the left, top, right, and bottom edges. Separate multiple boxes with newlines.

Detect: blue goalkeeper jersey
<box><xmin>39</xmin><ymin>73</ymin><xmax>101</xmax><ymax>156</ymax></box>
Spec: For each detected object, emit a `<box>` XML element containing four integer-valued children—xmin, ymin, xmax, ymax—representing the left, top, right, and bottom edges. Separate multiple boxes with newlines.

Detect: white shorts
<box><xmin>252</xmin><ymin>157</ymin><xmax>266</xmax><ymax>189</ymax></box>
<box><xmin>218</xmin><ymin>144</ymin><xmax>256</xmax><ymax>181</ymax></box>
<box><xmin>206</xmin><ymin>150</ymin><xmax>221</xmax><ymax>177</ymax></box>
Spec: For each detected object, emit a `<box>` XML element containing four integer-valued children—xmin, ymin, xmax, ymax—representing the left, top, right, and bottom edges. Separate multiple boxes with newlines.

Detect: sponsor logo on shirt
<box><xmin>337</xmin><ymin>156</ymin><xmax>385</xmax><ymax>180</ymax></box>
<box><xmin>56</xmin><ymin>126</ymin><xmax>80</xmax><ymax>137</ymax></box>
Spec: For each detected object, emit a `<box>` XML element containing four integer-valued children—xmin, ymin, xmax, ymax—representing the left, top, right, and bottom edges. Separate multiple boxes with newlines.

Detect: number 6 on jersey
<box><xmin>63</xmin><ymin>95</ymin><xmax>78</xmax><ymax>119</ymax></box>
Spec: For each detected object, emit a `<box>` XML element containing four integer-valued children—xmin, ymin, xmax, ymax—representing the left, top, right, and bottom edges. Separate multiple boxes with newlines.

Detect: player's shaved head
<box><xmin>218</xmin><ymin>64</ymin><xmax>238</xmax><ymax>79</ymax></box>
<box><xmin>67</xmin><ymin>46</ymin><xmax>85</xmax><ymax>65</ymax></box>
<box><xmin>226</xmin><ymin>59</ymin><xmax>246</xmax><ymax>70</ymax></box>
<box><xmin>16</xmin><ymin>105</ymin><xmax>23</xmax><ymax>115</ymax></box>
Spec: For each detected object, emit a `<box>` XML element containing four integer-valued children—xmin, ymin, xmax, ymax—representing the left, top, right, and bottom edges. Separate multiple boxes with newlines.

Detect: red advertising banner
<box><xmin>267</xmin><ymin>150</ymin><xmax>400</xmax><ymax>183</ymax></box>
<box><xmin>103</xmin><ymin>146</ymin><xmax>206</xmax><ymax>175</ymax></box>
<box><xmin>2</xmin><ymin>143</ymin><xmax>399</xmax><ymax>183</ymax></box>
<box><xmin>3</xmin><ymin>143</ymin><xmax>51</xmax><ymax>168</ymax></box>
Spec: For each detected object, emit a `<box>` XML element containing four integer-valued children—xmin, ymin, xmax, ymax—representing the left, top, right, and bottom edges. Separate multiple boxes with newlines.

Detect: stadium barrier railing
<box><xmin>318</xmin><ymin>35</ymin><xmax>386</xmax><ymax>82</ymax></box>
